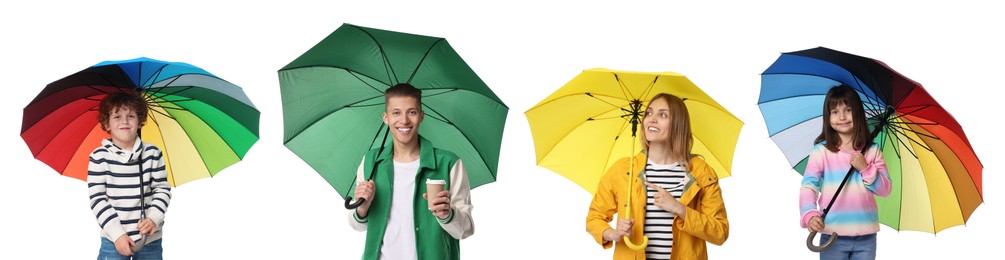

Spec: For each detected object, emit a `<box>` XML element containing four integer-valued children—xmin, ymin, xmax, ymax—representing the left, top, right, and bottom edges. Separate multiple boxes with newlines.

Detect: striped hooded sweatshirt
<box><xmin>88</xmin><ymin>138</ymin><xmax>171</xmax><ymax>244</ymax></box>
<box><xmin>800</xmin><ymin>143</ymin><xmax>891</xmax><ymax>236</ymax></box>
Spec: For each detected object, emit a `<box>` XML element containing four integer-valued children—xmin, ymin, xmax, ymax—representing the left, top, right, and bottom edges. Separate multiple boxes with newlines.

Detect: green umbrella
<box><xmin>279</xmin><ymin>24</ymin><xmax>508</xmax><ymax>207</ymax></box>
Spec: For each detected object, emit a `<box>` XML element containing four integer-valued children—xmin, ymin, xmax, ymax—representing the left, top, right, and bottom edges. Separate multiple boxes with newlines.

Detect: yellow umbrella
<box><xmin>525</xmin><ymin>68</ymin><xmax>742</xmax><ymax>249</ymax></box>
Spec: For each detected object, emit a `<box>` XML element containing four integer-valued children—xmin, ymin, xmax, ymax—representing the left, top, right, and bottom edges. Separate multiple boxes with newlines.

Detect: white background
<box><xmin>2</xmin><ymin>0</ymin><xmax>1001</xmax><ymax>259</ymax></box>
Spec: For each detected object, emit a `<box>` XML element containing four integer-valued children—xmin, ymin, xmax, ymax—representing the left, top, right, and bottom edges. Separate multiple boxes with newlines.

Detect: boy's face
<box><xmin>382</xmin><ymin>96</ymin><xmax>424</xmax><ymax>147</ymax></box>
<box><xmin>106</xmin><ymin>106</ymin><xmax>140</xmax><ymax>144</ymax></box>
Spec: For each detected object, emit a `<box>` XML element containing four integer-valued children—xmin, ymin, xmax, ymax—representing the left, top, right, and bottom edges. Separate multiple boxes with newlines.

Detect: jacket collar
<box><xmin>376</xmin><ymin>135</ymin><xmax>438</xmax><ymax>170</ymax></box>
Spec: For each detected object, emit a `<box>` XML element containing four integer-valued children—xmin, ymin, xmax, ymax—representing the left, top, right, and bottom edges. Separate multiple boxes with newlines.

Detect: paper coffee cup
<box><xmin>426</xmin><ymin>179</ymin><xmax>446</xmax><ymax>209</ymax></box>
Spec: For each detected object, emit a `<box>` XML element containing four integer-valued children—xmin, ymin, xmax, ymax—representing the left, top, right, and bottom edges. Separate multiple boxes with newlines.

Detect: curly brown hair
<box><xmin>97</xmin><ymin>92</ymin><xmax>149</xmax><ymax>132</ymax></box>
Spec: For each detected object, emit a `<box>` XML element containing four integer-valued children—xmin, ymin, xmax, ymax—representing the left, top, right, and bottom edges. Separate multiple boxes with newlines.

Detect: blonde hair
<box><xmin>640</xmin><ymin>93</ymin><xmax>692</xmax><ymax>171</ymax></box>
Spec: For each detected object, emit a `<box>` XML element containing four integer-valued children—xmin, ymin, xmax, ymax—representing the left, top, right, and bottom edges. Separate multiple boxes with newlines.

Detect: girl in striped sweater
<box><xmin>800</xmin><ymin>85</ymin><xmax>892</xmax><ymax>260</ymax></box>
<box><xmin>88</xmin><ymin>92</ymin><xmax>171</xmax><ymax>259</ymax></box>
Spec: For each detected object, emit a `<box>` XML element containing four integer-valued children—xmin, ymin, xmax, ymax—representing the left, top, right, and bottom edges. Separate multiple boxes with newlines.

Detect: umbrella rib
<box><xmin>604</xmin><ymin>117</ymin><xmax>635</xmax><ymax>172</ymax></box>
<box><xmin>285</xmin><ymin>96</ymin><xmax>388</xmax><ymax>145</ymax></box>
<box><xmin>87</xmin><ymin>85</ymin><xmax>114</xmax><ymax>95</ymax></box>
<box><xmin>421</xmin><ymin>104</ymin><xmax>496</xmax><ymax>181</ymax></box>
<box><xmin>886</xmin><ymin>126</ymin><xmax>922</xmax><ymax>158</ymax></box>
<box><xmin>846</xmin><ymin>77</ymin><xmax>884</xmax><ymax>117</ymax></box>
<box><xmin>587</xmin><ymin>93</ymin><xmax>628</xmax><ymax>110</ymax></box>
<box><xmin>683</xmin><ymin>98</ymin><xmax>738</xmax><ymax>119</ymax></box>
<box><xmin>347</xmin><ymin>69</ymin><xmax>388</xmax><ymax>94</ymax></box>
<box><xmin>406</xmin><ymin>38</ymin><xmax>444</xmax><ymax>84</ymax></box>
<box><xmin>756</xmin><ymin>93</ymin><xmax>828</xmax><ymax>105</ymax></box>
<box><xmin>152</xmin><ymin>99</ymin><xmax>229</xmax><ymax>179</ymax></box>
<box><xmin>144</xmin><ymin>74</ymin><xmax>184</xmax><ymax>98</ymax></box>
<box><xmin>762</xmin><ymin>72</ymin><xmax>886</xmax><ymax>109</ymax></box>
<box><xmin>422</xmin><ymin>88</ymin><xmax>459</xmax><ymax>98</ymax></box>
<box><xmin>638</xmin><ymin>75</ymin><xmax>659</xmax><ymax>102</ymax></box>
<box><xmin>887</xmin><ymin>124</ymin><xmax>934</xmax><ymax>152</ymax></box>
<box><xmin>767</xmin><ymin>116</ymin><xmax>821</xmax><ymax>138</ymax></box>
<box><xmin>142</xmin><ymin>61</ymin><xmax>171</xmax><ymax>88</ymax></box>
<box><xmin>147</xmin><ymin>86</ymin><xmax>195</xmax><ymax>103</ymax></box>
<box><xmin>420</xmin><ymin>103</ymin><xmax>453</xmax><ymax>125</ymax></box>
<box><xmin>344</xmin><ymin>95</ymin><xmax>387</xmax><ymax>108</ymax></box>
<box><xmin>887</xmin><ymin>123</ymin><xmax>940</xmax><ymax>140</ymax></box>
<box><xmin>347</xmin><ymin>24</ymin><xmax>398</xmax><ymax>84</ymax></box>
<box><xmin>613</xmin><ymin>73</ymin><xmax>636</xmax><ymax>101</ymax></box>
<box><xmin>538</xmin><ymin>103</ymin><xmax>633</xmax><ymax>161</ymax></box>
<box><xmin>887</xmin><ymin>104</ymin><xmax>932</xmax><ymax>121</ymax></box>
<box><xmin>30</xmin><ymin>104</ymin><xmax>97</xmax><ymax>160</ymax></box>
<box><xmin>144</xmin><ymin>109</ymin><xmax>178</xmax><ymax>186</ymax></box>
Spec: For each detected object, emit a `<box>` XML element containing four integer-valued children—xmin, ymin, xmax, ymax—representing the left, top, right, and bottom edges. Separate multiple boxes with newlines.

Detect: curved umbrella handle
<box><xmin>130</xmin><ymin>235</ymin><xmax>147</xmax><ymax>253</ymax></box>
<box><xmin>624</xmin><ymin>235</ymin><xmax>649</xmax><ymax>250</ymax></box>
<box><xmin>806</xmin><ymin>230</ymin><xmax>837</xmax><ymax>252</ymax></box>
<box><xmin>345</xmin><ymin>196</ymin><xmax>366</xmax><ymax>209</ymax></box>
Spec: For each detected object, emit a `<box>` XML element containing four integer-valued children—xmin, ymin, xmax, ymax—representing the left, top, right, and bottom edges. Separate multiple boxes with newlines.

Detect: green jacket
<box><xmin>358</xmin><ymin>136</ymin><xmax>463</xmax><ymax>260</ymax></box>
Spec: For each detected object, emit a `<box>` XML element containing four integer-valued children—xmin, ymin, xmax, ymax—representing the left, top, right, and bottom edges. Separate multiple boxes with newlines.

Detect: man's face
<box><xmin>382</xmin><ymin>96</ymin><xmax>424</xmax><ymax>146</ymax></box>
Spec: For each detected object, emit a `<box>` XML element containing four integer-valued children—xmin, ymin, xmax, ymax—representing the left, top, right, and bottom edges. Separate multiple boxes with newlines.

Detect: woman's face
<box><xmin>643</xmin><ymin>98</ymin><xmax>672</xmax><ymax>144</ymax></box>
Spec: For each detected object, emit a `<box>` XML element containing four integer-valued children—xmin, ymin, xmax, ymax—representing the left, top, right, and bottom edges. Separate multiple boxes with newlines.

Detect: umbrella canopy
<box><xmin>21</xmin><ymin>57</ymin><xmax>260</xmax><ymax>187</ymax></box>
<box><xmin>759</xmin><ymin>47</ymin><xmax>983</xmax><ymax>233</ymax></box>
<box><xmin>526</xmin><ymin>68</ymin><xmax>743</xmax><ymax>194</ymax></box>
<box><xmin>279</xmin><ymin>24</ymin><xmax>508</xmax><ymax>199</ymax></box>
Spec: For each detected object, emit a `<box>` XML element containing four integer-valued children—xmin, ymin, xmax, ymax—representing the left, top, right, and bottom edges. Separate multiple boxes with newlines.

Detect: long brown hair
<box><xmin>815</xmin><ymin>84</ymin><xmax>870</xmax><ymax>152</ymax></box>
<box><xmin>640</xmin><ymin>93</ymin><xmax>692</xmax><ymax>170</ymax></box>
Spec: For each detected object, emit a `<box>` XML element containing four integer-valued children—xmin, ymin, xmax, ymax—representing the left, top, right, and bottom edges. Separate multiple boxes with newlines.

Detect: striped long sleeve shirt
<box><xmin>88</xmin><ymin>138</ymin><xmax>171</xmax><ymax>244</ymax></box>
<box><xmin>644</xmin><ymin>161</ymin><xmax>685</xmax><ymax>260</ymax></box>
<box><xmin>799</xmin><ymin>143</ymin><xmax>891</xmax><ymax>236</ymax></box>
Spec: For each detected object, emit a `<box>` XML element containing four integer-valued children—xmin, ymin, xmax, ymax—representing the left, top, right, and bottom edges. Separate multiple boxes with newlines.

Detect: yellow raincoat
<box><xmin>587</xmin><ymin>152</ymin><xmax>729</xmax><ymax>260</ymax></box>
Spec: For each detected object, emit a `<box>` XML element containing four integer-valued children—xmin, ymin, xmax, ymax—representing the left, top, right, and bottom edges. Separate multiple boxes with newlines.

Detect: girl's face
<box><xmin>644</xmin><ymin>98</ymin><xmax>672</xmax><ymax>144</ymax></box>
<box><xmin>107</xmin><ymin>106</ymin><xmax>139</xmax><ymax>144</ymax></box>
<box><xmin>829</xmin><ymin>102</ymin><xmax>855</xmax><ymax>136</ymax></box>
<box><xmin>383</xmin><ymin>96</ymin><xmax>424</xmax><ymax>146</ymax></box>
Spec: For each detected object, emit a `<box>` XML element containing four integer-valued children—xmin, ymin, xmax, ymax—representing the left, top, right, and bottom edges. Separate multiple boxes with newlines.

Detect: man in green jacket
<box><xmin>349</xmin><ymin>83</ymin><xmax>475</xmax><ymax>260</ymax></box>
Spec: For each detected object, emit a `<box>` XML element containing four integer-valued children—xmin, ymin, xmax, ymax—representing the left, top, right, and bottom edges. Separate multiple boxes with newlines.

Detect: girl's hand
<box><xmin>850</xmin><ymin>153</ymin><xmax>867</xmax><ymax>171</ymax></box>
<box><xmin>645</xmin><ymin>182</ymin><xmax>685</xmax><ymax>216</ymax></box>
<box><xmin>808</xmin><ymin>216</ymin><xmax>825</xmax><ymax>232</ymax></box>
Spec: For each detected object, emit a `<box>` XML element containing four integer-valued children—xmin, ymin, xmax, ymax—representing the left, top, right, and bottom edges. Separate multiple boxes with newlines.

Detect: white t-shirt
<box><xmin>380</xmin><ymin>159</ymin><xmax>421</xmax><ymax>260</ymax></box>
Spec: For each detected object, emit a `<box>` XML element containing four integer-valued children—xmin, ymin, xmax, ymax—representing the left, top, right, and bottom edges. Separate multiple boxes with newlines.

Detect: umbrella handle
<box><xmin>806</xmin><ymin>230</ymin><xmax>837</xmax><ymax>252</ymax></box>
<box><xmin>624</xmin><ymin>235</ymin><xmax>649</xmax><ymax>250</ymax></box>
<box><xmin>345</xmin><ymin>197</ymin><xmax>366</xmax><ymax>209</ymax></box>
<box><xmin>130</xmin><ymin>235</ymin><xmax>147</xmax><ymax>253</ymax></box>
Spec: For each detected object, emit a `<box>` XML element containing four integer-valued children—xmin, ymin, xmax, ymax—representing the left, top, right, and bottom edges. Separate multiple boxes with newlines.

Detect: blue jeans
<box><xmin>98</xmin><ymin>238</ymin><xmax>163</xmax><ymax>260</ymax></box>
<box><xmin>819</xmin><ymin>233</ymin><xmax>877</xmax><ymax>260</ymax></box>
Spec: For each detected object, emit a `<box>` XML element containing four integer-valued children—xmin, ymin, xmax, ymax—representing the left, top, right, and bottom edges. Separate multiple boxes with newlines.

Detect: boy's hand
<box><xmin>423</xmin><ymin>190</ymin><xmax>451</xmax><ymax>218</ymax></box>
<box><xmin>114</xmin><ymin>234</ymin><xmax>135</xmax><ymax>256</ymax></box>
<box><xmin>808</xmin><ymin>216</ymin><xmax>825</xmax><ymax>232</ymax></box>
<box><xmin>354</xmin><ymin>180</ymin><xmax>375</xmax><ymax>218</ymax></box>
<box><xmin>137</xmin><ymin>218</ymin><xmax>157</xmax><ymax>235</ymax></box>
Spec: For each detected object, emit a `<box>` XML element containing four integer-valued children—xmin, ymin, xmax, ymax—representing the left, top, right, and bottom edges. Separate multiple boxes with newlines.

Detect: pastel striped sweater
<box><xmin>88</xmin><ymin>138</ymin><xmax>171</xmax><ymax>244</ymax></box>
<box><xmin>799</xmin><ymin>143</ymin><xmax>891</xmax><ymax>236</ymax></box>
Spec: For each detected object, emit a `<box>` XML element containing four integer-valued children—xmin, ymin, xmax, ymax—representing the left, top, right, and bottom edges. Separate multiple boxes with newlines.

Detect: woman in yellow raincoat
<box><xmin>586</xmin><ymin>93</ymin><xmax>729</xmax><ymax>260</ymax></box>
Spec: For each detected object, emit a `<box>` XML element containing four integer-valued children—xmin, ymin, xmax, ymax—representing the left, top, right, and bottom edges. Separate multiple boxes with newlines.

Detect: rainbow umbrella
<box><xmin>21</xmin><ymin>57</ymin><xmax>259</xmax><ymax>186</ymax></box>
<box><xmin>759</xmin><ymin>47</ymin><xmax>984</xmax><ymax>240</ymax></box>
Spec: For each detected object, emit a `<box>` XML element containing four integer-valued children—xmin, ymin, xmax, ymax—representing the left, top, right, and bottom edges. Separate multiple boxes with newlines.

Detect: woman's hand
<box><xmin>603</xmin><ymin>218</ymin><xmax>634</xmax><ymax>242</ymax></box>
<box><xmin>645</xmin><ymin>182</ymin><xmax>685</xmax><ymax>216</ymax></box>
